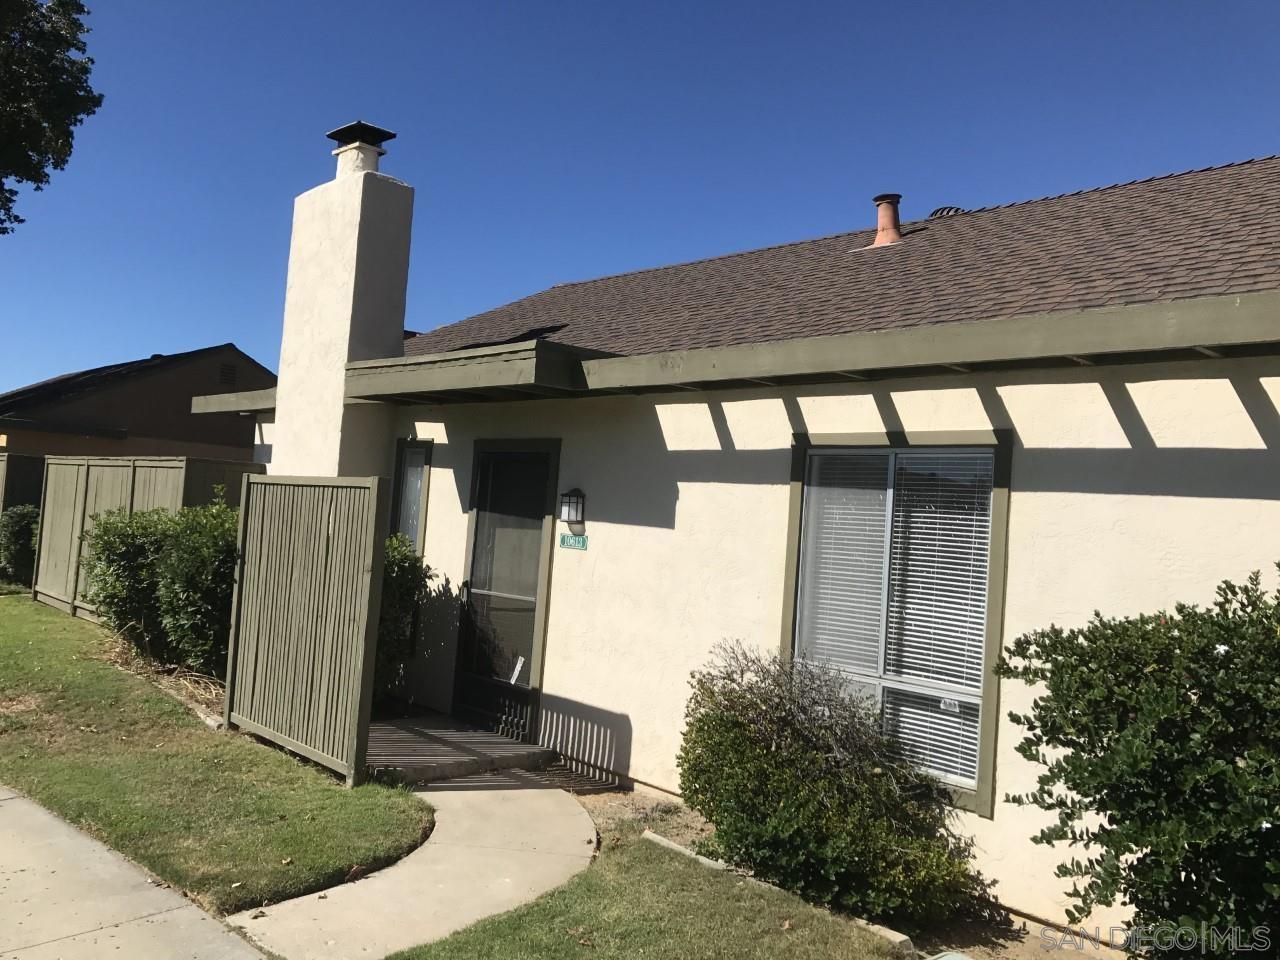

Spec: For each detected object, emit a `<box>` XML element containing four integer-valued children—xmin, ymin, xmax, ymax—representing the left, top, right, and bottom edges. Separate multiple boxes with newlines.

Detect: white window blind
<box><xmin>794</xmin><ymin>448</ymin><xmax>995</xmax><ymax>788</ymax></box>
<box><xmin>795</xmin><ymin>453</ymin><xmax>889</xmax><ymax>676</ymax></box>
<box><xmin>885</xmin><ymin>452</ymin><xmax>993</xmax><ymax>692</ymax></box>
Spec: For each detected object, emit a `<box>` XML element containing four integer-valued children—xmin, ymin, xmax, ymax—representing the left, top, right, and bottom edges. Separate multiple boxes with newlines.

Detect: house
<box><xmin>0</xmin><ymin>344</ymin><xmax>276</xmax><ymax>464</ymax></box>
<box><xmin>199</xmin><ymin>123</ymin><xmax>1280</xmax><ymax>926</ymax></box>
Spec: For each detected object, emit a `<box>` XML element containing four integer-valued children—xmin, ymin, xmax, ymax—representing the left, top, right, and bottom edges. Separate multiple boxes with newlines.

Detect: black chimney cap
<box><xmin>325</xmin><ymin>121</ymin><xmax>397</xmax><ymax>148</ymax></box>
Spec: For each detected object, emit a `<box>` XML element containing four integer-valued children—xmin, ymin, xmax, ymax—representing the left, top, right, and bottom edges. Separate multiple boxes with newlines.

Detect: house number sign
<box><xmin>559</xmin><ymin>533</ymin><xmax>588</xmax><ymax>550</ymax></box>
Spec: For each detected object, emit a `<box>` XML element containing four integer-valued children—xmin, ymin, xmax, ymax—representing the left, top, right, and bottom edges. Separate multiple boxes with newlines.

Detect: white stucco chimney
<box><xmin>269</xmin><ymin>121</ymin><xmax>413</xmax><ymax>477</ymax></box>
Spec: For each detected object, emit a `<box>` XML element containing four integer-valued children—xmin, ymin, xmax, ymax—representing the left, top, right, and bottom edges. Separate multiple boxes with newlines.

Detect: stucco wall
<box><xmin>270</xmin><ymin>170</ymin><xmax>411</xmax><ymax>477</ymax></box>
<box><xmin>396</xmin><ymin>355</ymin><xmax>1280</xmax><ymax>925</ymax></box>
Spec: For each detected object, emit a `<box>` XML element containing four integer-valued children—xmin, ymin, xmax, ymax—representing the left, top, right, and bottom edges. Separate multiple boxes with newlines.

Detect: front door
<box><xmin>455</xmin><ymin>442</ymin><xmax>559</xmax><ymax>740</ymax></box>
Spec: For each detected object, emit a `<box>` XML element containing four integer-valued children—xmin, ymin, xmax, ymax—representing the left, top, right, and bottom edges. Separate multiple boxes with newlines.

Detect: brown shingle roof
<box><xmin>0</xmin><ymin>344</ymin><xmax>275</xmax><ymax>416</ymax></box>
<box><xmin>404</xmin><ymin>156</ymin><xmax>1280</xmax><ymax>360</ymax></box>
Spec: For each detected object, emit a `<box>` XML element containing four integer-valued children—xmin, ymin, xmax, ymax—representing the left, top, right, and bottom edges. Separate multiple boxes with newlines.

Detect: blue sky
<box><xmin>2</xmin><ymin>0</ymin><xmax>1279</xmax><ymax>391</ymax></box>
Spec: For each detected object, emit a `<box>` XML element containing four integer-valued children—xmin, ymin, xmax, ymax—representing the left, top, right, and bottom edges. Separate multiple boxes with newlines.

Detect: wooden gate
<box><xmin>223</xmin><ymin>475</ymin><xmax>389</xmax><ymax>784</ymax></box>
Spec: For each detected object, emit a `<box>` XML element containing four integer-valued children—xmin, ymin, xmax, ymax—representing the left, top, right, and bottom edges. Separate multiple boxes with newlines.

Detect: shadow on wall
<box><xmin>392</xmin><ymin>574</ymin><xmax>463</xmax><ymax>712</ymax></box>
<box><xmin>536</xmin><ymin>692</ymin><xmax>633</xmax><ymax>787</ymax></box>
<box><xmin>419</xmin><ymin>364</ymin><xmax>1280</xmax><ymax>531</ymax></box>
<box><xmin>377</xmin><ymin>573</ymin><xmax>634</xmax><ymax>788</ymax></box>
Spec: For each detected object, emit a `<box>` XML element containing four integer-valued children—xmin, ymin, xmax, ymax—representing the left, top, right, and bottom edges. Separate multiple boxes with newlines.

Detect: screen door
<box><xmin>455</xmin><ymin>445</ymin><xmax>556</xmax><ymax>739</ymax></box>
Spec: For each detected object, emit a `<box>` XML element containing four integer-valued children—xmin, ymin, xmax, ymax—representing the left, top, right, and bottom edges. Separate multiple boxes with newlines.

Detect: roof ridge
<box><xmin>471</xmin><ymin>153</ymin><xmax>1280</xmax><ymax>298</ymax></box>
<box><xmin>0</xmin><ymin>342</ymin><xmax>242</xmax><ymax>409</ymax></box>
<box><xmin>954</xmin><ymin>153</ymin><xmax>1280</xmax><ymax>218</ymax></box>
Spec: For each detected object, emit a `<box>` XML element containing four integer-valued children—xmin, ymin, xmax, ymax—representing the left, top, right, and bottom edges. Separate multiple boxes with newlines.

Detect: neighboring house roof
<box><xmin>0</xmin><ymin>344</ymin><xmax>273</xmax><ymax>417</ymax></box>
<box><xmin>404</xmin><ymin>156</ymin><xmax>1280</xmax><ymax>360</ymax></box>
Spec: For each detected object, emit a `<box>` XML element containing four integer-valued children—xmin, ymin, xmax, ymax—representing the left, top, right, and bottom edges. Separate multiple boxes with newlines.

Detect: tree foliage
<box><xmin>375</xmin><ymin>533</ymin><xmax>434</xmax><ymax>699</ymax></box>
<box><xmin>0</xmin><ymin>505</ymin><xmax>39</xmax><ymax>585</ymax></box>
<box><xmin>999</xmin><ymin>571</ymin><xmax>1280</xmax><ymax>951</ymax></box>
<box><xmin>0</xmin><ymin>0</ymin><xmax>103</xmax><ymax>233</ymax></box>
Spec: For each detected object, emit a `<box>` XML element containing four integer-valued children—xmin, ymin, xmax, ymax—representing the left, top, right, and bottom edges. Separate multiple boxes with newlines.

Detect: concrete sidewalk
<box><xmin>0</xmin><ymin>785</ymin><xmax>261</xmax><ymax>960</ymax></box>
<box><xmin>230</xmin><ymin>769</ymin><xmax>598</xmax><ymax>959</ymax></box>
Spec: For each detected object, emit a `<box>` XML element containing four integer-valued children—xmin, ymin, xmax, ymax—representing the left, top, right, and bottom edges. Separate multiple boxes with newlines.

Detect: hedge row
<box><xmin>82</xmin><ymin>503</ymin><xmax>239</xmax><ymax>676</ymax></box>
<box><xmin>81</xmin><ymin>506</ymin><xmax>432</xmax><ymax>686</ymax></box>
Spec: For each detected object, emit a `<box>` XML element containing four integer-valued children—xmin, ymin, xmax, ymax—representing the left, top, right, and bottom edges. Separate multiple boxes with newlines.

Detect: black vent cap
<box><xmin>325</xmin><ymin>121</ymin><xmax>397</xmax><ymax>148</ymax></box>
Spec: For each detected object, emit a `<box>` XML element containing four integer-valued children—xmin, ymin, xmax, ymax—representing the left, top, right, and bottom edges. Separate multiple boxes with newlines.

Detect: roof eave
<box><xmin>581</xmin><ymin>291</ymin><xmax>1280</xmax><ymax>391</ymax></box>
<box><xmin>194</xmin><ymin>291</ymin><xmax>1280</xmax><ymax>415</ymax></box>
<box><xmin>344</xmin><ymin>339</ymin><xmax>614</xmax><ymax>403</ymax></box>
<box><xmin>191</xmin><ymin>387</ymin><xmax>278</xmax><ymax>415</ymax></box>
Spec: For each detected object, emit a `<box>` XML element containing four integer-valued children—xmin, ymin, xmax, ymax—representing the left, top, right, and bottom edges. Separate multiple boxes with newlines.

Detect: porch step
<box><xmin>366</xmin><ymin>714</ymin><xmax>557</xmax><ymax>785</ymax></box>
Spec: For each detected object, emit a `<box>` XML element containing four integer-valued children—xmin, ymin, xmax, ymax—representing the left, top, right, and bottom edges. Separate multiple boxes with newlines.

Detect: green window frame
<box><xmin>781</xmin><ymin>430</ymin><xmax>1011</xmax><ymax>817</ymax></box>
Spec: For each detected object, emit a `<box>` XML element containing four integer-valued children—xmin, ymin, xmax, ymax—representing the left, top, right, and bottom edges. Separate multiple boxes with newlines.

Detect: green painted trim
<box><xmin>778</xmin><ymin>435</ymin><xmax>810</xmax><ymax>663</ymax></box>
<box><xmin>391</xmin><ymin>438</ymin><xmax>434</xmax><ymax>552</ymax></box>
<box><xmin>29</xmin><ymin>458</ymin><xmax>51</xmax><ymax>603</ymax></box>
<box><xmin>348</xmin><ymin>339</ymin><xmax>614</xmax><ymax>370</ymax></box>
<box><xmin>800</xmin><ymin>429</ymin><xmax>1002</xmax><ymax>448</ymax></box>
<box><xmin>457</xmin><ymin>438</ymin><xmax>562</xmax><ymax>742</ymax></box>
<box><xmin>582</xmin><ymin>291</ymin><xmax>1280</xmax><ymax>390</ymax></box>
<box><xmin>781</xmin><ymin>429</ymin><xmax>1011</xmax><ymax>818</ymax></box>
<box><xmin>966</xmin><ymin>437</ymin><xmax>1013</xmax><ymax>819</ymax></box>
<box><xmin>345</xmin><ymin>340</ymin><xmax>612</xmax><ymax>401</ymax></box>
<box><xmin>222</xmin><ymin>471</ymin><xmax>254</xmax><ymax>730</ymax></box>
<box><xmin>348</xmin><ymin>351</ymin><xmax>541</xmax><ymax>397</ymax></box>
<box><xmin>191</xmin><ymin>387</ymin><xmax>277</xmax><ymax>414</ymax></box>
<box><xmin>348</xmin><ymin>476</ymin><xmax>390</xmax><ymax>785</ymax></box>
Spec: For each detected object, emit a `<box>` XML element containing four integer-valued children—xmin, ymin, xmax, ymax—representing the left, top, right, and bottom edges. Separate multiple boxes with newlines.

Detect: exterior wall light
<box><xmin>558</xmin><ymin>488</ymin><xmax>585</xmax><ymax>524</ymax></box>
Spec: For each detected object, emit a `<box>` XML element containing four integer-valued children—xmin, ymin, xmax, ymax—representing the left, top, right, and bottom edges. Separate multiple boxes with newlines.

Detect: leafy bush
<box><xmin>376</xmin><ymin>534</ymin><xmax>434</xmax><ymax>697</ymax></box>
<box><xmin>999</xmin><ymin>570</ymin><xmax>1280</xmax><ymax>948</ymax></box>
<box><xmin>0</xmin><ymin>504</ymin><xmax>39</xmax><ymax>585</ymax></box>
<box><xmin>82</xmin><ymin>501</ymin><xmax>240</xmax><ymax>676</ymax></box>
<box><xmin>156</xmin><ymin>501</ymin><xmax>239</xmax><ymax>677</ymax></box>
<box><xmin>81</xmin><ymin>508</ymin><xmax>171</xmax><ymax>657</ymax></box>
<box><xmin>678</xmin><ymin>642</ymin><xmax>984</xmax><ymax>926</ymax></box>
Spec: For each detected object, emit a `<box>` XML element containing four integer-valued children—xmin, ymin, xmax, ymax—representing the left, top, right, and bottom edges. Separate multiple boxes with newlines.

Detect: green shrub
<box><xmin>678</xmin><ymin>642</ymin><xmax>984</xmax><ymax>927</ymax></box>
<box><xmin>376</xmin><ymin>534</ymin><xmax>434</xmax><ymax>697</ymax></box>
<box><xmin>81</xmin><ymin>508</ymin><xmax>172</xmax><ymax>657</ymax></box>
<box><xmin>999</xmin><ymin>570</ymin><xmax>1280</xmax><ymax>950</ymax></box>
<box><xmin>156</xmin><ymin>501</ymin><xmax>239</xmax><ymax>677</ymax></box>
<box><xmin>0</xmin><ymin>504</ymin><xmax>39</xmax><ymax>586</ymax></box>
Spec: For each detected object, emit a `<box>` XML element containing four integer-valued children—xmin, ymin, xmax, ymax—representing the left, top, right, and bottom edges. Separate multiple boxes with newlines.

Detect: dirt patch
<box><xmin>0</xmin><ymin>694</ymin><xmax>40</xmax><ymax>733</ymax></box>
<box><xmin>576</xmin><ymin>787</ymin><xmax>713</xmax><ymax>851</ymax></box>
<box><xmin>0</xmin><ymin>694</ymin><xmax>39</xmax><ymax>715</ymax></box>
<box><xmin>97</xmin><ymin>633</ymin><xmax>225</xmax><ymax>721</ymax></box>
<box><xmin>917</xmin><ymin>915</ymin><xmax>1127</xmax><ymax>960</ymax></box>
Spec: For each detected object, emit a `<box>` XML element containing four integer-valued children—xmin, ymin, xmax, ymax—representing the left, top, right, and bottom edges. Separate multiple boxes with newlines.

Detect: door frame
<box><xmin>458</xmin><ymin>438</ymin><xmax>561</xmax><ymax>737</ymax></box>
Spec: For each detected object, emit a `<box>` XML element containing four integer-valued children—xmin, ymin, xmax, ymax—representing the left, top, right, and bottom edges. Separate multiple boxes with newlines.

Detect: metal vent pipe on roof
<box><xmin>872</xmin><ymin>193</ymin><xmax>902</xmax><ymax>246</ymax></box>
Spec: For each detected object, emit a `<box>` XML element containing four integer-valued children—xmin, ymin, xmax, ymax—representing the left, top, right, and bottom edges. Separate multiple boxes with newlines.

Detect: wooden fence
<box><xmin>32</xmin><ymin>456</ymin><xmax>263</xmax><ymax>619</ymax></box>
<box><xmin>223</xmin><ymin>475</ymin><xmax>389</xmax><ymax>784</ymax></box>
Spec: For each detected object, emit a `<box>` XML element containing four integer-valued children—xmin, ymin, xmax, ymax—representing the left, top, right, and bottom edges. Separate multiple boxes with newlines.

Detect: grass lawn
<box><xmin>0</xmin><ymin>580</ymin><xmax>27</xmax><ymax>596</ymax></box>
<box><xmin>0</xmin><ymin>595</ymin><xmax>432</xmax><ymax>915</ymax></box>
<box><xmin>389</xmin><ymin>825</ymin><xmax>899</xmax><ymax>960</ymax></box>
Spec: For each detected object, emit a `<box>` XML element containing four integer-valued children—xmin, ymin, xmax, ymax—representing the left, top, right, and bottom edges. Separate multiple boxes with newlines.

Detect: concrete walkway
<box><xmin>229</xmin><ymin>769</ymin><xmax>598</xmax><ymax>959</ymax></box>
<box><xmin>0</xmin><ymin>786</ymin><xmax>261</xmax><ymax>960</ymax></box>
